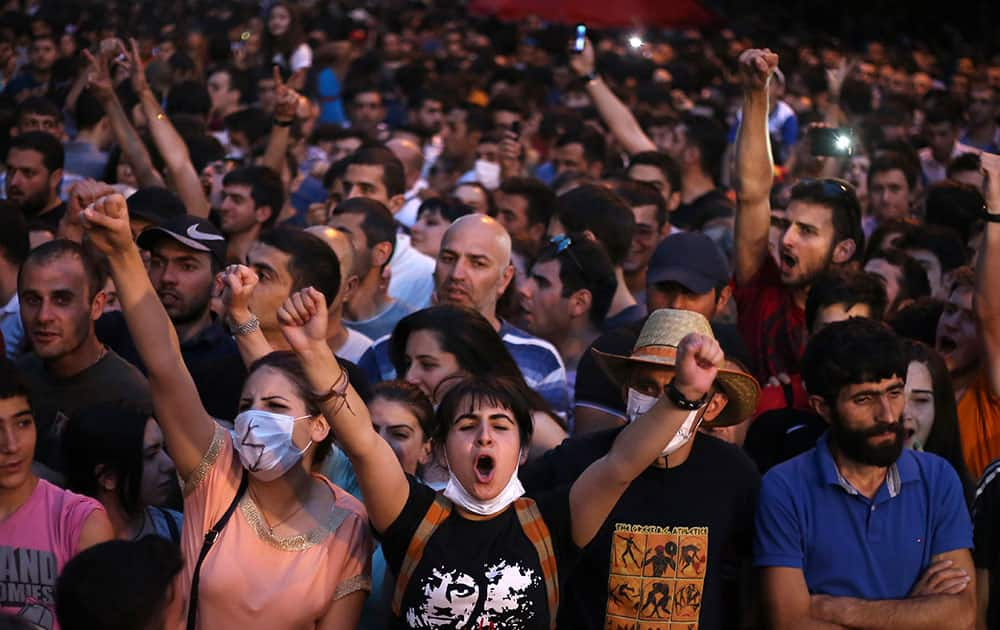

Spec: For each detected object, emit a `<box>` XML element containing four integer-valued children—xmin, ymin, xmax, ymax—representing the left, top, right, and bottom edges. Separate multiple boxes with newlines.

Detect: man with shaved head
<box><xmin>306</xmin><ymin>225</ymin><xmax>373</xmax><ymax>363</ymax></box>
<box><xmin>359</xmin><ymin>214</ymin><xmax>571</xmax><ymax>415</ymax></box>
<box><xmin>387</xmin><ymin>137</ymin><xmax>428</xmax><ymax>229</ymax></box>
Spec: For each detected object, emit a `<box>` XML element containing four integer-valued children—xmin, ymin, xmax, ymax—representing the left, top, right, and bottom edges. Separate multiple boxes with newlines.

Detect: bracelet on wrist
<box><xmin>584</xmin><ymin>71</ymin><xmax>599</xmax><ymax>84</ymax></box>
<box><xmin>313</xmin><ymin>368</ymin><xmax>354</xmax><ymax>415</ymax></box>
<box><xmin>273</xmin><ymin>117</ymin><xmax>294</xmax><ymax>127</ymax></box>
<box><xmin>665</xmin><ymin>379</ymin><xmax>708</xmax><ymax>410</ymax></box>
<box><xmin>226</xmin><ymin>313</ymin><xmax>259</xmax><ymax>337</ymax></box>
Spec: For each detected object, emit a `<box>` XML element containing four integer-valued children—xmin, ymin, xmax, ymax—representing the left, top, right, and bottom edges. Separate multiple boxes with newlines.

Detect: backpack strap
<box><xmin>187</xmin><ymin>469</ymin><xmax>248</xmax><ymax>630</ymax></box>
<box><xmin>514</xmin><ymin>497</ymin><xmax>559</xmax><ymax>630</ymax></box>
<box><xmin>391</xmin><ymin>493</ymin><xmax>452</xmax><ymax>616</ymax></box>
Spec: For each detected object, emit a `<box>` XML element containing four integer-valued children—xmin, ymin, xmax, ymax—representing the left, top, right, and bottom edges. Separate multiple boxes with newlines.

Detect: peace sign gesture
<box><xmin>273</xmin><ymin>65</ymin><xmax>306</xmax><ymax>123</ymax></box>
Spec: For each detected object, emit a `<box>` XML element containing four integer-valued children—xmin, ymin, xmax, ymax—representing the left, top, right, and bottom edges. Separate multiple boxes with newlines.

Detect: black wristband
<box><xmin>985</xmin><ymin>212</ymin><xmax>1000</xmax><ymax>223</ymax></box>
<box><xmin>273</xmin><ymin>118</ymin><xmax>293</xmax><ymax>127</ymax></box>
<box><xmin>584</xmin><ymin>71</ymin><xmax>599</xmax><ymax>83</ymax></box>
<box><xmin>665</xmin><ymin>379</ymin><xmax>708</xmax><ymax>410</ymax></box>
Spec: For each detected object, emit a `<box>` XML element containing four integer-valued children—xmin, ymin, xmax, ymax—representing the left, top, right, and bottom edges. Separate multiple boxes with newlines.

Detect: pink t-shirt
<box><xmin>174</xmin><ymin>426</ymin><xmax>372</xmax><ymax>630</ymax></box>
<box><xmin>0</xmin><ymin>478</ymin><xmax>104</xmax><ymax>630</ymax></box>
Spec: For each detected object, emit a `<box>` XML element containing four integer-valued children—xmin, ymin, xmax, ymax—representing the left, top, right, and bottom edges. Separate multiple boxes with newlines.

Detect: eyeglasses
<box><xmin>548</xmin><ymin>234</ymin><xmax>584</xmax><ymax>274</ymax></box>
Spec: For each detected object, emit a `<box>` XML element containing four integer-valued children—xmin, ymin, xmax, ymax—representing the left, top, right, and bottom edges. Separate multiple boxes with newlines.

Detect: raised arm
<box><xmin>977</xmin><ymin>152</ymin><xmax>1000</xmax><ymax>396</ymax></box>
<box><xmin>569</xmin><ymin>39</ymin><xmax>656</xmax><ymax>155</ymax></box>
<box><xmin>569</xmin><ymin>334</ymin><xmax>721</xmax><ymax>548</ymax></box>
<box><xmin>809</xmin><ymin>549</ymin><xmax>976</xmax><ymax>630</ymax></box>
<box><xmin>128</xmin><ymin>39</ymin><xmax>210</xmax><ymax>218</ymax></box>
<box><xmin>733</xmin><ymin>48</ymin><xmax>778</xmax><ymax>286</ymax></box>
<box><xmin>78</xmin><ymin>183</ymin><xmax>215</xmax><ymax>480</ymax></box>
<box><xmin>261</xmin><ymin>67</ymin><xmax>304</xmax><ymax>175</ymax></box>
<box><xmin>82</xmin><ymin>46</ymin><xmax>165</xmax><ymax>189</ymax></box>
<box><xmin>218</xmin><ymin>264</ymin><xmax>276</xmax><ymax>367</ymax></box>
<box><xmin>278</xmin><ymin>287</ymin><xmax>410</xmax><ymax>533</ymax></box>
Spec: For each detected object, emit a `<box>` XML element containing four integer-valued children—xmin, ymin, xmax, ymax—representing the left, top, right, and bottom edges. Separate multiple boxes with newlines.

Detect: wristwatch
<box><xmin>665</xmin><ymin>379</ymin><xmax>708</xmax><ymax>410</ymax></box>
<box><xmin>226</xmin><ymin>313</ymin><xmax>260</xmax><ymax>337</ymax></box>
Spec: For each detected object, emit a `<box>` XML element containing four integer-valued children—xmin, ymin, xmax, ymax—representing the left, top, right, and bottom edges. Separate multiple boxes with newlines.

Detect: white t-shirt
<box><xmin>336</xmin><ymin>328</ymin><xmax>374</xmax><ymax>364</ymax></box>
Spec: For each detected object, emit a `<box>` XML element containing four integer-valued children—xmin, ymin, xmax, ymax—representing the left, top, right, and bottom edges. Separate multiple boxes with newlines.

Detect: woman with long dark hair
<box><xmin>262</xmin><ymin>2</ymin><xmax>311</xmax><ymax>73</ymax></box>
<box><xmin>902</xmin><ymin>340</ymin><xmax>975</xmax><ymax>503</ymax></box>
<box><xmin>62</xmin><ymin>403</ymin><xmax>182</xmax><ymax>543</ymax></box>
<box><xmin>388</xmin><ymin>305</ymin><xmax>568</xmax><ymax>461</ymax></box>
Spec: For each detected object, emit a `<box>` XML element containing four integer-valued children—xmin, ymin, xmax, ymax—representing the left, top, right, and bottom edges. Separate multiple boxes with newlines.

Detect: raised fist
<box><xmin>738</xmin><ymin>48</ymin><xmax>779</xmax><ymax>92</ymax></box>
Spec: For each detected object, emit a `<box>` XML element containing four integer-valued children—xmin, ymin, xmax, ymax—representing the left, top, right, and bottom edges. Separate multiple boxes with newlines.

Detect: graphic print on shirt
<box><xmin>605</xmin><ymin>524</ymin><xmax>708</xmax><ymax>630</ymax></box>
<box><xmin>0</xmin><ymin>546</ymin><xmax>57</xmax><ymax>630</ymax></box>
<box><xmin>405</xmin><ymin>560</ymin><xmax>541</xmax><ymax>629</ymax></box>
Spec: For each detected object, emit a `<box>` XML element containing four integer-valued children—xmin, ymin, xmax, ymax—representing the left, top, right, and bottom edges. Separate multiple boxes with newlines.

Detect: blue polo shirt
<box><xmin>753</xmin><ymin>433</ymin><xmax>972</xmax><ymax>600</ymax></box>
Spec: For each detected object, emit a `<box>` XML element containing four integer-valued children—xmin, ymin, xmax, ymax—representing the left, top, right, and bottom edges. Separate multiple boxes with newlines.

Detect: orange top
<box><xmin>958</xmin><ymin>370</ymin><xmax>1000</xmax><ymax>480</ymax></box>
<box><xmin>172</xmin><ymin>426</ymin><xmax>372</xmax><ymax>629</ymax></box>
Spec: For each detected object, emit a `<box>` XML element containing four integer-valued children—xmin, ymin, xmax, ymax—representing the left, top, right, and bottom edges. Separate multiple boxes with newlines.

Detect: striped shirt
<box><xmin>357</xmin><ymin>321</ymin><xmax>570</xmax><ymax>415</ymax></box>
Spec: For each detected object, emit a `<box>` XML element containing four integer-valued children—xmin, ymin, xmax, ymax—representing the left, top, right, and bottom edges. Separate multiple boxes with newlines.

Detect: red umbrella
<box><xmin>468</xmin><ymin>0</ymin><xmax>720</xmax><ymax>29</ymax></box>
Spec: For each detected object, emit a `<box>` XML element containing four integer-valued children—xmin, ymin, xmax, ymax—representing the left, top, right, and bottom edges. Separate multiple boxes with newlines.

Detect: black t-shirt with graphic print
<box><xmin>520</xmin><ymin>428</ymin><xmax>760</xmax><ymax>630</ymax></box>
<box><xmin>380</xmin><ymin>475</ymin><xmax>579</xmax><ymax>630</ymax></box>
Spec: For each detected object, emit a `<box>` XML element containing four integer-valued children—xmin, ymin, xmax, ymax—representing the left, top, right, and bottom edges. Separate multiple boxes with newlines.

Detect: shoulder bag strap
<box><xmin>186</xmin><ymin>469</ymin><xmax>249</xmax><ymax>630</ymax></box>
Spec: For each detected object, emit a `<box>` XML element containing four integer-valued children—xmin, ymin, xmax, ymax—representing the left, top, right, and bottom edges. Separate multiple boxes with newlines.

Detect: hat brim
<box><xmin>592</xmin><ymin>349</ymin><xmax>760</xmax><ymax>427</ymax></box>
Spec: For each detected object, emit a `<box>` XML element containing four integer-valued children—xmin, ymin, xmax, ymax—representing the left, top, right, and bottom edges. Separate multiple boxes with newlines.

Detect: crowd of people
<box><xmin>0</xmin><ymin>1</ymin><xmax>998</xmax><ymax>628</ymax></box>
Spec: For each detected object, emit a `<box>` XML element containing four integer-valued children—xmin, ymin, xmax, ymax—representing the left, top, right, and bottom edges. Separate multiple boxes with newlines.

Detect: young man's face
<box><xmin>0</xmin><ymin>395</ymin><xmax>36</xmax><ymax>492</ymax></box>
<box><xmin>5</xmin><ymin>148</ymin><xmax>58</xmax><ymax>215</ymax></box>
<box><xmin>218</xmin><ymin>184</ymin><xmax>264</xmax><ymax>236</ymax></box>
<box><xmin>246</xmin><ymin>242</ymin><xmax>294</xmax><ymax>334</ymax></box>
<box><xmin>19</xmin><ymin>256</ymin><xmax>102</xmax><ymax>363</ymax></box>
<box><xmin>624</xmin><ymin>204</ymin><xmax>661</xmax><ymax>274</ymax></box>
<box><xmin>518</xmin><ymin>258</ymin><xmax>572</xmax><ymax>341</ymax></box>
<box><xmin>936</xmin><ymin>285</ymin><xmax>980</xmax><ymax>376</ymax></box>
<box><xmin>627</xmin><ymin>164</ymin><xmax>676</xmax><ymax>210</ymax></box>
<box><xmin>17</xmin><ymin>112</ymin><xmax>61</xmax><ymax>137</ymax></box>
<box><xmin>968</xmin><ymin>87</ymin><xmax>996</xmax><ymax>127</ymax></box>
<box><xmin>343</xmin><ymin>164</ymin><xmax>392</xmax><ymax>207</ymax></box>
<box><xmin>869</xmin><ymin>169</ymin><xmax>911</xmax><ymax>223</ymax></box>
<box><xmin>350</xmin><ymin>92</ymin><xmax>385</xmax><ymax>131</ymax></box>
<box><xmin>493</xmin><ymin>191</ymin><xmax>539</xmax><ymax>250</ymax></box>
<box><xmin>552</xmin><ymin>142</ymin><xmax>589</xmax><ymax>177</ymax></box>
<box><xmin>29</xmin><ymin>37</ymin><xmax>57</xmax><ymax>72</ymax></box>
<box><xmin>825</xmin><ymin>376</ymin><xmax>906</xmax><ymax>467</ymax></box>
<box><xmin>927</xmin><ymin>121</ymin><xmax>958</xmax><ymax>162</ymax></box>
<box><xmin>148</xmin><ymin>240</ymin><xmax>215</xmax><ymax>325</ymax></box>
<box><xmin>778</xmin><ymin>201</ymin><xmax>840</xmax><ymax>288</ymax></box>
<box><xmin>416</xmin><ymin>99</ymin><xmax>444</xmax><ymax>134</ymax></box>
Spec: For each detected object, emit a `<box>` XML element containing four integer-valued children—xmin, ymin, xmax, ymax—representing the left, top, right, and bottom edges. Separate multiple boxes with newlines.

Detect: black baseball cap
<box><xmin>136</xmin><ymin>215</ymin><xmax>227</xmax><ymax>266</ymax></box>
<box><xmin>126</xmin><ymin>187</ymin><xmax>187</xmax><ymax>226</ymax></box>
<box><xmin>646</xmin><ymin>231</ymin><xmax>730</xmax><ymax>294</ymax></box>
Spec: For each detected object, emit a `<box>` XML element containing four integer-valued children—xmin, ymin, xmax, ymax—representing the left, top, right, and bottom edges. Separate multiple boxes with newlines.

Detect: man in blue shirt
<box><xmin>753</xmin><ymin>313</ymin><xmax>975</xmax><ymax>629</ymax></box>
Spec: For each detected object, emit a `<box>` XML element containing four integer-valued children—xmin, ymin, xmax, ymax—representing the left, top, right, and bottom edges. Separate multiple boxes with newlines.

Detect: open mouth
<box><xmin>937</xmin><ymin>335</ymin><xmax>958</xmax><ymax>354</ymax></box>
<box><xmin>780</xmin><ymin>252</ymin><xmax>798</xmax><ymax>270</ymax></box>
<box><xmin>474</xmin><ymin>455</ymin><xmax>495</xmax><ymax>484</ymax></box>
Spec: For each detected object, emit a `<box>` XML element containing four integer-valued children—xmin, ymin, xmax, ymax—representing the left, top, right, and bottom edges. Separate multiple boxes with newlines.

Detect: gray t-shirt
<box><xmin>17</xmin><ymin>348</ymin><xmax>152</xmax><ymax>470</ymax></box>
<box><xmin>344</xmin><ymin>299</ymin><xmax>416</xmax><ymax>343</ymax></box>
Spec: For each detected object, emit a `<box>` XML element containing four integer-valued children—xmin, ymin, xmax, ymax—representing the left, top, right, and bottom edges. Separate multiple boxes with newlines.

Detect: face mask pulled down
<box><xmin>443</xmin><ymin>455</ymin><xmax>525</xmax><ymax>516</ymax></box>
<box><xmin>626</xmin><ymin>389</ymin><xmax>703</xmax><ymax>457</ymax></box>
<box><xmin>234</xmin><ymin>410</ymin><xmax>313</xmax><ymax>482</ymax></box>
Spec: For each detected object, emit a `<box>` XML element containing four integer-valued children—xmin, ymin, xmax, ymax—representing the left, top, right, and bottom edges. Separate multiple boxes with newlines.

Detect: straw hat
<box><xmin>592</xmin><ymin>309</ymin><xmax>761</xmax><ymax>427</ymax></box>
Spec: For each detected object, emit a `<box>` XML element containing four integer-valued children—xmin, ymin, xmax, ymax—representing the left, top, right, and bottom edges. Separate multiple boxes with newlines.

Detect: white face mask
<box><xmin>442</xmin><ymin>456</ymin><xmax>525</xmax><ymax>516</ymax></box>
<box><xmin>234</xmin><ymin>410</ymin><xmax>314</xmax><ymax>482</ymax></box>
<box><xmin>625</xmin><ymin>388</ymin><xmax>704</xmax><ymax>457</ymax></box>
<box><xmin>473</xmin><ymin>159</ymin><xmax>501</xmax><ymax>190</ymax></box>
